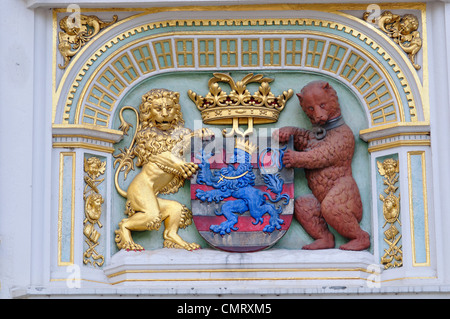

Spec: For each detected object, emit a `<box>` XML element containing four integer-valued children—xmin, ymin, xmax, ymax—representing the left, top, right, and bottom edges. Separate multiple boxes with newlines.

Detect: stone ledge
<box><xmin>103</xmin><ymin>248</ymin><xmax>376</xmax><ymax>286</ymax></box>
<box><xmin>10</xmin><ymin>248</ymin><xmax>443</xmax><ymax>298</ymax></box>
<box><xmin>24</xmin><ymin>0</ymin><xmax>434</xmax><ymax>10</ymax></box>
<box><xmin>11</xmin><ymin>284</ymin><xmax>450</xmax><ymax>298</ymax></box>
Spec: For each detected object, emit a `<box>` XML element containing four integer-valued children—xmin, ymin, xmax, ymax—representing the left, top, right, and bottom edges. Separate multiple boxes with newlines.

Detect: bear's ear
<box><xmin>296</xmin><ymin>93</ymin><xmax>303</xmax><ymax>103</ymax></box>
<box><xmin>322</xmin><ymin>82</ymin><xmax>331</xmax><ymax>90</ymax></box>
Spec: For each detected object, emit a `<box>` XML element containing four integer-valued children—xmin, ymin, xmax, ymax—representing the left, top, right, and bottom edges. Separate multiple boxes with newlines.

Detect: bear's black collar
<box><xmin>312</xmin><ymin>115</ymin><xmax>345</xmax><ymax>140</ymax></box>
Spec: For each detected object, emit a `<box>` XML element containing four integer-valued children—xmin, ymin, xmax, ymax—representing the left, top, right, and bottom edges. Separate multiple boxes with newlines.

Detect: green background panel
<box><xmin>110</xmin><ymin>70</ymin><xmax>371</xmax><ymax>253</ymax></box>
<box><xmin>409</xmin><ymin>153</ymin><xmax>428</xmax><ymax>264</ymax></box>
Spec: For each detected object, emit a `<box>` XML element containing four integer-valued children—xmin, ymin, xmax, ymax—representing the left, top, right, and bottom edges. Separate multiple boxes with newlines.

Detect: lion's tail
<box><xmin>113</xmin><ymin>106</ymin><xmax>140</xmax><ymax>198</ymax></box>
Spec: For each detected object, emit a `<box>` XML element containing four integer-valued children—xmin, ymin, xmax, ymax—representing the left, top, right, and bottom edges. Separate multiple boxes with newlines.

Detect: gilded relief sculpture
<box><xmin>378</xmin><ymin>158</ymin><xmax>402</xmax><ymax>269</ymax></box>
<box><xmin>274</xmin><ymin>81</ymin><xmax>370</xmax><ymax>251</ymax></box>
<box><xmin>58</xmin><ymin>14</ymin><xmax>118</xmax><ymax>69</ymax></box>
<box><xmin>113</xmin><ymin>88</ymin><xmax>212</xmax><ymax>251</ymax></box>
<box><xmin>188</xmin><ymin>73</ymin><xmax>293</xmax><ymax>138</ymax></box>
<box><xmin>83</xmin><ymin>157</ymin><xmax>106</xmax><ymax>267</ymax></box>
<box><xmin>363</xmin><ymin>11</ymin><xmax>422</xmax><ymax>70</ymax></box>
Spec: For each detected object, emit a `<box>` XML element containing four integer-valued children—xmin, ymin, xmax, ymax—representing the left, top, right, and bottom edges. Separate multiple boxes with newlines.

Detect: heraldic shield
<box><xmin>190</xmin><ymin>135</ymin><xmax>294</xmax><ymax>252</ymax></box>
<box><xmin>188</xmin><ymin>73</ymin><xmax>295</xmax><ymax>252</ymax></box>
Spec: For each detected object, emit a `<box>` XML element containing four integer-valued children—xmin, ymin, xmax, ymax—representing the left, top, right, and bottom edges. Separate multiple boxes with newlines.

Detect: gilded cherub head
<box><xmin>399</xmin><ymin>14</ymin><xmax>419</xmax><ymax>35</ymax></box>
<box><xmin>84</xmin><ymin>157</ymin><xmax>106</xmax><ymax>179</ymax></box>
<box><xmin>377</xmin><ymin>158</ymin><xmax>399</xmax><ymax>180</ymax></box>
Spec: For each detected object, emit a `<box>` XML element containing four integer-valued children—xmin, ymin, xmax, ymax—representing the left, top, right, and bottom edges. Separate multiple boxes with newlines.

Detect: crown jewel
<box><xmin>188</xmin><ymin>73</ymin><xmax>294</xmax><ymax>126</ymax></box>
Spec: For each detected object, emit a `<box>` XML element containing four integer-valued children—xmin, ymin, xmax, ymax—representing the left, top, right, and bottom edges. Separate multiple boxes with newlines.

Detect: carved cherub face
<box><xmin>399</xmin><ymin>14</ymin><xmax>419</xmax><ymax>35</ymax></box>
<box><xmin>85</xmin><ymin>193</ymin><xmax>103</xmax><ymax>222</ymax></box>
<box><xmin>296</xmin><ymin>81</ymin><xmax>341</xmax><ymax>126</ymax></box>
<box><xmin>382</xmin><ymin>158</ymin><xmax>398</xmax><ymax>177</ymax></box>
<box><xmin>59</xmin><ymin>16</ymin><xmax>91</xmax><ymax>36</ymax></box>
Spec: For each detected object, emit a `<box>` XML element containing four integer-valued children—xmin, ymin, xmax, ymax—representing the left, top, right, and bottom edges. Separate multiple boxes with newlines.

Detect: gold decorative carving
<box><xmin>83</xmin><ymin>156</ymin><xmax>106</xmax><ymax>267</ymax></box>
<box><xmin>363</xmin><ymin>11</ymin><xmax>422</xmax><ymax>70</ymax></box>
<box><xmin>188</xmin><ymin>73</ymin><xmax>293</xmax><ymax>137</ymax></box>
<box><xmin>377</xmin><ymin>158</ymin><xmax>403</xmax><ymax>269</ymax></box>
<box><xmin>113</xmin><ymin>88</ymin><xmax>213</xmax><ymax>251</ymax></box>
<box><xmin>58</xmin><ymin>14</ymin><xmax>118</xmax><ymax>69</ymax></box>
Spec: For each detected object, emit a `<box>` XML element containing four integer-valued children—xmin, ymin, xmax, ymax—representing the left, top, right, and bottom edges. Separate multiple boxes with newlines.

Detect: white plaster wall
<box><xmin>0</xmin><ymin>0</ymin><xmax>35</xmax><ymax>299</ymax></box>
<box><xmin>0</xmin><ymin>0</ymin><xmax>54</xmax><ymax>299</ymax></box>
<box><xmin>23</xmin><ymin>0</ymin><xmax>431</xmax><ymax>9</ymax></box>
<box><xmin>427</xmin><ymin>0</ymin><xmax>450</xmax><ymax>286</ymax></box>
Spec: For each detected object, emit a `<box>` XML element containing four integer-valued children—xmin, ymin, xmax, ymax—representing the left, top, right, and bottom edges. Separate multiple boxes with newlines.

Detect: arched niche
<box><xmin>50</xmin><ymin>6</ymin><xmax>433</xmax><ymax>287</ymax></box>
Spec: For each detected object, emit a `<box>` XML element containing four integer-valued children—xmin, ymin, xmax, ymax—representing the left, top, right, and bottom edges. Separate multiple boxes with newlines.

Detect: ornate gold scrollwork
<box><xmin>188</xmin><ymin>73</ymin><xmax>293</xmax><ymax>137</ymax></box>
<box><xmin>363</xmin><ymin>11</ymin><xmax>422</xmax><ymax>70</ymax></box>
<box><xmin>83</xmin><ymin>156</ymin><xmax>106</xmax><ymax>267</ymax></box>
<box><xmin>377</xmin><ymin>158</ymin><xmax>403</xmax><ymax>269</ymax></box>
<box><xmin>58</xmin><ymin>14</ymin><xmax>118</xmax><ymax>69</ymax></box>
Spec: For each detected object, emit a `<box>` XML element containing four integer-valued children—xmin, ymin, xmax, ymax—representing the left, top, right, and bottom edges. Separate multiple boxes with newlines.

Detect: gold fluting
<box><xmin>363</xmin><ymin>11</ymin><xmax>422</xmax><ymax>70</ymax></box>
<box><xmin>188</xmin><ymin>73</ymin><xmax>293</xmax><ymax>137</ymax></box>
<box><xmin>377</xmin><ymin>158</ymin><xmax>403</xmax><ymax>269</ymax></box>
<box><xmin>58</xmin><ymin>14</ymin><xmax>118</xmax><ymax>69</ymax></box>
<box><xmin>113</xmin><ymin>88</ymin><xmax>213</xmax><ymax>252</ymax></box>
<box><xmin>83</xmin><ymin>156</ymin><xmax>106</xmax><ymax>267</ymax></box>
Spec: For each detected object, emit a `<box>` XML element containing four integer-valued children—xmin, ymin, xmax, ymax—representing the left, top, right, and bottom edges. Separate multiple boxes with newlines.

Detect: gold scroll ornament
<box><xmin>83</xmin><ymin>157</ymin><xmax>106</xmax><ymax>267</ymax></box>
<box><xmin>377</xmin><ymin>158</ymin><xmax>402</xmax><ymax>269</ymax></box>
<box><xmin>188</xmin><ymin>73</ymin><xmax>293</xmax><ymax>137</ymax></box>
<box><xmin>363</xmin><ymin>11</ymin><xmax>422</xmax><ymax>70</ymax></box>
<box><xmin>58</xmin><ymin>14</ymin><xmax>118</xmax><ymax>69</ymax></box>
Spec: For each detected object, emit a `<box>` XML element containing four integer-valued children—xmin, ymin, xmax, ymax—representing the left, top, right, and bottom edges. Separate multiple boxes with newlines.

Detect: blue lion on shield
<box><xmin>195</xmin><ymin>139</ymin><xmax>290</xmax><ymax>235</ymax></box>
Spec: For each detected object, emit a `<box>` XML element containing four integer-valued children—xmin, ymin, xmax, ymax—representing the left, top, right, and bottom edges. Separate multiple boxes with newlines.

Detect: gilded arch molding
<box><xmin>51</xmin><ymin>5</ymin><xmax>428</xmax><ymax>133</ymax></box>
<box><xmin>72</xmin><ymin>30</ymin><xmax>406</xmax><ymax>128</ymax></box>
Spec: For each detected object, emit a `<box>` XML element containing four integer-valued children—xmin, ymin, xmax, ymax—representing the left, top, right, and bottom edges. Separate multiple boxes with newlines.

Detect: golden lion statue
<box><xmin>114</xmin><ymin>88</ymin><xmax>211</xmax><ymax>251</ymax></box>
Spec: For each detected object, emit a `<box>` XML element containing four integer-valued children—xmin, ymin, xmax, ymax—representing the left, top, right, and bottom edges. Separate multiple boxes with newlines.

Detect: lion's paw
<box><xmin>164</xmin><ymin>239</ymin><xmax>200</xmax><ymax>251</ymax></box>
<box><xmin>123</xmin><ymin>241</ymin><xmax>145</xmax><ymax>252</ymax></box>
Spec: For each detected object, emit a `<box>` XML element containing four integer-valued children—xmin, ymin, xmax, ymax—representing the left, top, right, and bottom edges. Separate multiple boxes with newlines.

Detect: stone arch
<box><xmin>52</xmin><ymin>9</ymin><xmax>426</xmax><ymax>132</ymax></box>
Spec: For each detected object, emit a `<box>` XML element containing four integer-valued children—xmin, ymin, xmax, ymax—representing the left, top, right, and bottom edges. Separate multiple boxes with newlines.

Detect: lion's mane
<box><xmin>133</xmin><ymin>88</ymin><xmax>191</xmax><ymax>167</ymax></box>
<box><xmin>132</xmin><ymin>88</ymin><xmax>192</xmax><ymax>194</ymax></box>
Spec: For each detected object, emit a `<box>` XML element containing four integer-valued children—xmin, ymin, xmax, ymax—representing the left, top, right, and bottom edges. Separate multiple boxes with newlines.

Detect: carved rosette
<box><xmin>377</xmin><ymin>158</ymin><xmax>403</xmax><ymax>269</ymax></box>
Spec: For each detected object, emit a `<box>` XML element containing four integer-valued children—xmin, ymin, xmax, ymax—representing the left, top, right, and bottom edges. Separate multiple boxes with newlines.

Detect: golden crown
<box><xmin>234</xmin><ymin>138</ymin><xmax>258</xmax><ymax>155</ymax></box>
<box><xmin>188</xmin><ymin>73</ymin><xmax>293</xmax><ymax>126</ymax></box>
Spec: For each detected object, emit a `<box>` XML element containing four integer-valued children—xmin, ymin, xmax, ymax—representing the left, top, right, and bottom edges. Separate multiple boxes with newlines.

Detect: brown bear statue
<box><xmin>274</xmin><ymin>81</ymin><xmax>370</xmax><ymax>251</ymax></box>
